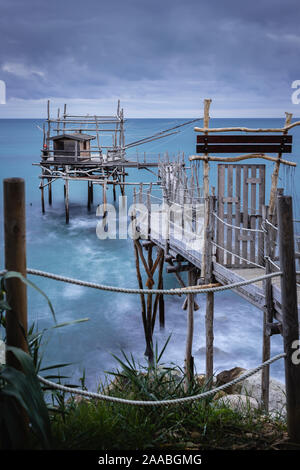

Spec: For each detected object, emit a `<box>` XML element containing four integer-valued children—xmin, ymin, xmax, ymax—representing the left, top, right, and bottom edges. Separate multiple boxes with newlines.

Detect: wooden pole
<box><xmin>261</xmin><ymin>205</ymin><xmax>274</xmax><ymax>411</ymax></box>
<box><xmin>269</xmin><ymin>113</ymin><xmax>293</xmax><ymax>218</ymax></box>
<box><xmin>277</xmin><ymin>195</ymin><xmax>300</xmax><ymax>443</ymax></box>
<box><xmin>40</xmin><ymin>177</ymin><xmax>45</xmax><ymax>214</ymax></box>
<box><xmin>3</xmin><ymin>178</ymin><xmax>30</xmax><ymax>446</ymax></box>
<box><xmin>146</xmin><ymin>245</ymin><xmax>154</xmax><ymax>365</ymax></box>
<box><xmin>65</xmin><ymin>166</ymin><xmax>70</xmax><ymax>224</ymax></box>
<box><xmin>185</xmin><ymin>269</ymin><xmax>195</xmax><ymax>391</ymax></box>
<box><xmin>151</xmin><ymin>249</ymin><xmax>165</xmax><ymax>331</ymax></box>
<box><xmin>201</xmin><ymin>98</ymin><xmax>212</xmax><ymax>277</ymax></box>
<box><xmin>90</xmin><ymin>179</ymin><xmax>94</xmax><ymax>204</ymax></box>
<box><xmin>87</xmin><ymin>181</ymin><xmax>92</xmax><ymax>211</ymax></box>
<box><xmin>133</xmin><ymin>241</ymin><xmax>147</xmax><ymax>342</ymax></box>
<box><xmin>205</xmin><ymin>195</ymin><xmax>215</xmax><ymax>381</ymax></box>
<box><xmin>48</xmin><ymin>178</ymin><xmax>52</xmax><ymax>206</ymax></box>
<box><xmin>3</xmin><ymin>178</ymin><xmax>28</xmax><ymax>366</ymax></box>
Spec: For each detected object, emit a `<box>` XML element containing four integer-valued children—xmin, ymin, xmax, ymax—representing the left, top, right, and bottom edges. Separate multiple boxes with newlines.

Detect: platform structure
<box><xmin>35</xmin><ymin>99</ymin><xmax>200</xmax><ymax>223</ymax></box>
<box><xmin>131</xmin><ymin>99</ymin><xmax>300</xmax><ymax>413</ymax></box>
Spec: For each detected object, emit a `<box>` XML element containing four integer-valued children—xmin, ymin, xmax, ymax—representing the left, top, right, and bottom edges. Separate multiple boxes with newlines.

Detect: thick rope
<box><xmin>38</xmin><ymin>352</ymin><xmax>285</xmax><ymax>407</ymax></box>
<box><xmin>20</xmin><ymin>268</ymin><xmax>282</xmax><ymax>295</ymax></box>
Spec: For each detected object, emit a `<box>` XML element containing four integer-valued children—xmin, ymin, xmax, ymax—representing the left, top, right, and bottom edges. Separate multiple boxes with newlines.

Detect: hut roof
<box><xmin>49</xmin><ymin>133</ymin><xmax>96</xmax><ymax>141</ymax></box>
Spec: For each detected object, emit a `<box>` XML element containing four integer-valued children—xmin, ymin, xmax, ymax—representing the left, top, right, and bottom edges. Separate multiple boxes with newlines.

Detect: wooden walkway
<box><xmin>213</xmin><ymin>264</ymin><xmax>300</xmax><ymax>323</ymax></box>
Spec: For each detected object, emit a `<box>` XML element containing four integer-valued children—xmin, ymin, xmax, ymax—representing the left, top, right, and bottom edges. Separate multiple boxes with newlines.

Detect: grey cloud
<box><xmin>0</xmin><ymin>0</ymin><xmax>299</xmax><ymax>115</ymax></box>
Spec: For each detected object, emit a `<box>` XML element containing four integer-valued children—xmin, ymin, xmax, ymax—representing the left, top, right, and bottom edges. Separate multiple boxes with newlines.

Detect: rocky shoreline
<box><xmin>212</xmin><ymin>366</ymin><xmax>286</xmax><ymax>418</ymax></box>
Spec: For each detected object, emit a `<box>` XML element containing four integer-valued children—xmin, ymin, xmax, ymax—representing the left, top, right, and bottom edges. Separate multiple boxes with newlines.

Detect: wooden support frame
<box><xmin>133</xmin><ymin>239</ymin><xmax>165</xmax><ymax>364</ymax></box>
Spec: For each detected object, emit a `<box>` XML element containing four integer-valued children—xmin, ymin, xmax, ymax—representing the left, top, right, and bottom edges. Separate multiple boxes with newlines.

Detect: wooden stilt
<box><xmin>133</xmin><ymin>241</ymin><xmax>147</xmax><ymax>341</ymax></box>
<box><xmin>146</xmin><ymin>245</ymin><xmax>154</xmax><ymax>364</ymax></box>
<box><xmin>87</xmin><ymin>181</ymin><xmax>92</xmax><ymax>211</ymax></box>
<box><xmin>151</xmin><ymin>249</ymin><xmax>165</xmax><ymax>331</ymax></box>
<box><xmin>185</xmin><ymin>269</ymin><xmax>196</xmax><ymax>391</ymax></box>
<box><xmin>48</xmin><ymin>178</ymin><xmax>52</xmax><ymax>205</ymax></box>
<box><xmin>90</xmin><ymin>181</ymin><xmax>94</xmax><ymax>204</ymax></box>
<box><xmin>40</xmin><ymin>178</ymin><xmax>45</xmax><ymax>214</ymax></box>
<box><xmin>65</xmin><ymin>168</ymin><xmax>69</xmax><ymax>224</ymax></box>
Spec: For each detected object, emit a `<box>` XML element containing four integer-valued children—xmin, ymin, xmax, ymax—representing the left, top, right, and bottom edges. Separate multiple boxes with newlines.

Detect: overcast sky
<box><xmin>0</xmin><ymin>0</ymin><xmax>300</xmax><ymax>118</ymax></box>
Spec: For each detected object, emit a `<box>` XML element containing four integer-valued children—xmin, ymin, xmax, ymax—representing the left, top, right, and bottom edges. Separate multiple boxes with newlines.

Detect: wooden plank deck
<box><xmin>213</xmin><ymin>262</ymin><xmax>300</xmax><ymax>323</ymax></box>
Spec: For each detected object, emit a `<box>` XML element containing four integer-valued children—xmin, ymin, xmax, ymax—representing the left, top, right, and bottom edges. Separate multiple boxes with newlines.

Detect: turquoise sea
<box><xmin>1</xmin><ymin>116</ymin><xmax>299</xmax><ymax>389</ymax></box>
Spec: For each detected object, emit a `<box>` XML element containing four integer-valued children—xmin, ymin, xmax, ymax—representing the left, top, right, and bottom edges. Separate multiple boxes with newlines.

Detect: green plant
<box><xmin>0</xmin><ymin>271</ymin><xmax>55</xmax><ymax>449</ymax></box>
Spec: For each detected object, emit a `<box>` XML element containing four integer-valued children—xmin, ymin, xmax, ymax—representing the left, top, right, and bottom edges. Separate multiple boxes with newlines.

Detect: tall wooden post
<box><xmin>201</xmin><ymin>98</ymin><xmax>212</xmax><ymax>277</ymax></box>
<box><xmin>205</xmin><ymin>195</ymin><xmax>215</xmax><ymax>381</ymax></box>
<box><xmin>185</xmin><ymin>268</ymin><xmax>195</xmax><ymax>391</ymax></box>
<box><xmin>277</xmin><ymin>195</ymin><xmax>300</xmax><ymax>443</ymax></box>
<box><xmin>261</xmin><ymin>205</ymin><xmax>274</xmax><ymax>411</ymax></box>
<box><xmin>3</xmin><ymin>178</ymin><xmax>28</xmax><ymax>366</ymax></box>
<box><xmin>3</xmin><ymin>178</ymin><xmax>29</xmax><ymax>446</ymax></box>
<box><xmin>146</xmin><ymin>244</ymin><xmax>154</xmax><ymax>365</ymax></box>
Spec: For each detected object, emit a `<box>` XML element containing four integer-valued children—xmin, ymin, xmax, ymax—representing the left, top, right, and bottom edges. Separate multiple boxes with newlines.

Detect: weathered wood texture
<box><xmin>277</xmin><ymin>196</ymin><xmax>300</xmax><ymax>443</ymax></box>
<box><xmin>216</xmin><ymin>164</ymin><xmax>265</xmax><ymax>268</ymax></box>
<box><xmin>196</xmin><ymin>144</ymin><xmax>292</xmax><ymax>154</ymax></box>
<box><xmin>3</xmin><ymin>178</ymin><xmax>28</xmax><ymax>366</ymax></box>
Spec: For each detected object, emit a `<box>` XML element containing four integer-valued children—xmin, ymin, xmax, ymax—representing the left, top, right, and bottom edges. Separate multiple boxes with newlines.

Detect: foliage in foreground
<box><xmin>0</xmin><ymin>271</ymin><xmax>54</xmax><ymax>449</ymax></box>
<box><xmin>0</xmin><ymin>271</ymin><xmax>88</xmax><ymax>450</ymax></box>
<box><xmin>50</xmin><ymin>344</ymin><xmax>292</xmax><ymax>451</ymax></box>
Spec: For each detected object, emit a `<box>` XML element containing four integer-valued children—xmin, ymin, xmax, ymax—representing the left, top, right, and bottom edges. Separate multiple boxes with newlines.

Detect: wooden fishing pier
<box><xmin>35</xmin><ymin>99</ymin><xmax>200</xmax><ymax>222</ymax></box>
<box><xmin>128</xmin><ymin>99</ymin><xmax>300</xmax><ymax>439</ymax></box>
<box><xmin>4</xmin><ymin>98</ymin><xmax>299</xmax><ymax>444</ymax></box>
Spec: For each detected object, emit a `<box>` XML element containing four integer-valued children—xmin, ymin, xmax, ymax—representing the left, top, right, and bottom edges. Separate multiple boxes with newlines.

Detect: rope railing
<box><xmin>213</xmin><ymin>212</ymin><xmax>264</xmax><ymax>233</ymax></box>
<box><xmin>22</xmin><ymin>268</ymin><xmax>282</xmax><ymax>295</ymax></box>
<box><xmin>38</xmin><ymin>352</ymin><xmax>286</xmax><ymax>407</ymax></box>
<box><xmin>0</xmin><ymin>268</ymin><xmax>289</xmax><ymax>407</ymax></box>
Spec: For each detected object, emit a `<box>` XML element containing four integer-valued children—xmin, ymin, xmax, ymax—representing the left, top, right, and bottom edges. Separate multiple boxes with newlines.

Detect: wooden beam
<box><xmin>4</xmin><ymin>178</ymin><xmax>28</xmax><ymax>364</ymax></box>
<box><xmin>277</xmin><ymin>195</ymin><xmax>300</xmax><ymax>443</ymax></box>
<box><xmin>194</xmin><ymin>121</ymin><xmax>300</xmax><ymax>133</ymax></box>
<box><xmin>189</xmin><ymin>153</ymin><xmax>296</xmax><ymax>167</ymax></box>
<box><xmin>3</xmin><ymin>177</ymin><xmax>29</xmax><ymax>446</ymax></box>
